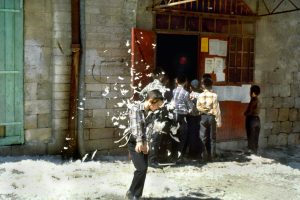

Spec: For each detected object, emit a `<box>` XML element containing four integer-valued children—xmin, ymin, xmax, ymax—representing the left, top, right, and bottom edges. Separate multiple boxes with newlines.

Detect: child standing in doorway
<box><xmin>196</xmin><ymin>77</ymin><xmax>221</xmax><ymax>161</ymax></box>
<box><xmin>244</xmin><ymin>85</ymin><xmax>261</xmax><ymax>154</ymax></box>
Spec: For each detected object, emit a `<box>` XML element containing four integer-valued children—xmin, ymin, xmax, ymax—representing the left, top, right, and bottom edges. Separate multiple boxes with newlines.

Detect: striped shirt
<box><xmin>196</xmin><ymin>89</ymin><xmax>222</xmax><ymax>127</ymax></box>
<box><xmin>172</xmin><ymin>85</ymin><xmax>194</xmax><ymax>115</ymax></box>
<box><xmin>129</xmin><ymin>103</ymin><xmax>147</xmax><ymax>143</ymax></box>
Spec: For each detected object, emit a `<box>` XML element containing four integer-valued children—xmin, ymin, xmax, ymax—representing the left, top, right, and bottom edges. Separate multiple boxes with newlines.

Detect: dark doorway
<box><xmin>156</xmin><ymin>34</ymin><xmax>198</xmax><ymax>83</ymax></box>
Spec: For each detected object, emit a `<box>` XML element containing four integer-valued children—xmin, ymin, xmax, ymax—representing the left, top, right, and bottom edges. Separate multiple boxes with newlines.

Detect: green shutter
<box><xmin>0</xmin><ymin>0</ymin><xmax>24</xmax><ymax>145</ymax></box>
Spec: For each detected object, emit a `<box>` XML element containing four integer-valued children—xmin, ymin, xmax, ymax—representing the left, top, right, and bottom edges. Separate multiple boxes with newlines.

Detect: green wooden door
<box><xmin>0</xmin><ymin>0</ymin><xmax>24</xmax><ymax>145</ymax></box>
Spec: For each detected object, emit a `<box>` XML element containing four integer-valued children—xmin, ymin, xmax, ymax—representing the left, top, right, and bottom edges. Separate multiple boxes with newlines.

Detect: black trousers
<box><xmin>175</xmin><ymin>114</ymin><xmax>188</xmax><ymax>157</ymax></box>
<box><xmin>148</xmin><ymin>132</ymin><xmax>162</xmax><ymax>164</ymax></box>
<box><xmin>245</xmin><ymin>116</ymin><xmax>260</xmax><ymax>152</ymax></box>
<box><xmin>187</xmin><ymin>115</ymin><xmax>202</xmax><ymax>157</ymax></box>
<box><xmin>199</xmin><ymin>114</ymin><xmax>216</xmax><ymax>156</ymax></box>
<box><xmin>128</xmin><ymin>138</ymin><xmax>148</xmax><ymax>198</ymax></box>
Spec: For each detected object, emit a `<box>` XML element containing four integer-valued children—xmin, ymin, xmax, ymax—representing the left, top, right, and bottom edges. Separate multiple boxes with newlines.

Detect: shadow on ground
<box><xmin>258</xmin><ymin>145</ymin><xmax>300</xmax><ymax>170</ymax></box>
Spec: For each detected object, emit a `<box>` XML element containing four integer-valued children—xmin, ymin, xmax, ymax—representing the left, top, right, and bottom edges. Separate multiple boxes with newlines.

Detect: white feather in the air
<box><xmin>102</xmin><ymin>86</ymin><xmax>110</xmax><ymax>96</ymax></box>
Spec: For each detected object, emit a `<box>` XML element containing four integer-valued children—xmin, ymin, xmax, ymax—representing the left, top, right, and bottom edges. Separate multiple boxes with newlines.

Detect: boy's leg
<box><xmin>245</xmin><ymin>116</ymin><xmax>251</xmax><ymax>149</ymax></box>
<box><xmin>199</xmin><ymin>115</ymin><xmax>209</xmax><ymax>160</ymax></box>
<box><xmin>128</xmin><ymin>142</ymin><xmax>148</xmax><ymax>198</ymax></box>
<box><xmin>178</xmin><ymin>114</ymin><xmax>188</xmax><ymax>158</ymax></box>
<box><xmin>209</xmin><ymin>115</ymin><xmax>217</xmax><ymax>158</ymax></box>
<box><xmin>251</xmin><ymin>117</ymin><xmax>261</xmax><ymax>153</ymax></box>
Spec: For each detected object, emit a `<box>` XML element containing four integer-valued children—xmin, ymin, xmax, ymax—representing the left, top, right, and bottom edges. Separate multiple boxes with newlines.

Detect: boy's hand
<box><xmin>135</xmin><ymin>142</ymin><xmax>149</xmax><ymax>154</ymax></box>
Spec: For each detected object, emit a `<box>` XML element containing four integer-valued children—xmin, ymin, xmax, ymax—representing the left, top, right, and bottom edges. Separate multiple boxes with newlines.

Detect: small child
<box><xmin>244</xmin><ymin>85</ymin><xmax>261</xmax><ymax>154</ymax></box>
<box><xmin>196</xmin><ymin>78</ymin><xmax>221</xmax><ymax>161</ymax></box>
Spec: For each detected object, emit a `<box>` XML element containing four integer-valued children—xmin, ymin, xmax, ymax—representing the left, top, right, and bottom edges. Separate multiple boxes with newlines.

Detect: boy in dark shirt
<box><xmin>244</xmin><ymin>85</ymin><xmax>261</xmax><ymax>154</ymax></box>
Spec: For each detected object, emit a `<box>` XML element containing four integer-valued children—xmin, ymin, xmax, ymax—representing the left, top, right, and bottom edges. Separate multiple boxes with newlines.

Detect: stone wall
<box><xmin>83</xmin><ymin>0</ymin><xmax>140</xmax><ymax>153</ymax></box>
<box><xmin>255</xmin><ymin>11</ymin><xmax>300</xmax><ymax>147</ymax></box>
<box><xmin>21</xmin><ymin>0</ymin><xmax>71</xmax><ymax>154</ymax></box>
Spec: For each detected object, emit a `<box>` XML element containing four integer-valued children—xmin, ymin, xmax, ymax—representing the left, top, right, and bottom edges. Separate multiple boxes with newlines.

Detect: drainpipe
<box><xmin>64</xmin><ymin>0</ymin><xmax>81</xmax><ymax>159</ymax></box>
<box><xmin>77</xmin><ymin>0</ymin><xmax>86</xmax><ymax>157</ymax></box>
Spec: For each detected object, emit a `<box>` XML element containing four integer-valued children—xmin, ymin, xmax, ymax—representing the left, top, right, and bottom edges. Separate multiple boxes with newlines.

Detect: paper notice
<box><xmin>216</xmin><ymin>72</ymin><xmax>225</xmax><ymax>82</ymax></box>
<box><xmin>205</xmin><ymin>58</ymin><xmax>214</xmax><ymax>73</ymax></box>
<box><xmin>209</xmin><ymin>39</ymin><xmax>228</xmax><ymax>56</ymax></box>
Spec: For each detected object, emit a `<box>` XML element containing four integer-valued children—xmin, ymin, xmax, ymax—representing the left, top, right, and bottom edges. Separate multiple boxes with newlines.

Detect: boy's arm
<box><xmin>129</xmin><ymin>105</ymin><xmax>145</xmax><ymax>143</ymax></box>
<box><xmin>213</xmin><ymin>96</ymin><xmax>222</xmax><ymax>127</ymax></box>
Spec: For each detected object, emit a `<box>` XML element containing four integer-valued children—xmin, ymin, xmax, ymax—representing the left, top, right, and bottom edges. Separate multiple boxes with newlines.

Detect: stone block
<box><xmin>101</xmin><ymin>65</ymin><xmax>130</xmax><ymax>76</ymax></box>
<box><xmin>265</xmin><ymin>108</ymin><xmax>278</xmax><ymax>122</ymax></box>
<box><xmin>288</xmin><ymin>133</ymin><xmax>300</xmax><ymax>145</ymax></box>
<box><xmin>293</xmin><ymin>72</ymin><xmax>300</xmax><ymax>83</ymax></box>
<box><xmin>279</xmin><ymin>84</ymin><xmax>291</xmax><ymax>97</ymax></box>
<box><xmin>289</xmin><ymin>109</ymin><xmax>298</xmax><ymax>121</ymax></box>
<box><xmin>84</xmin><ymin>129</ymin><xmax>90</xmax><ymax>140</ymax></box>
<box><xmin>25</xmin><ymin>100</ymin><xmax>51</xmax><ymax>115</ymax></box>
<box><xmin>84</xmin><ymin>138</ymin><xmax>117</xmax><ymax>152</ymax></box>
<box><xmin>295</xmin><ymin>98</ymin><xmax>300</xmax><ymax>108</ymax></box>
<box><xmin>84</xmin><ymin>117</ymin><xmax>106</xmax><ymax>128</ymax></box>
<box><xmin>54</xmin><ymin>75</ymin><xmax>70</xmax><ymax>83</ymax></box>
<box><xmin>25</xmin><ymin>11</ymin><xmax>48</xmax><ymax>28</ymax></box>
<box><xmin>37</xmin><ymin>82</ymin><xmax>52</xmax><ymax>100</ymax></box>
<box><xmin>261</xmin><ymin>97</ymin><xmax>273</xmax><ymax>108</ymax></box>
<box><xmin>53</xmin><ymin>110</ymin><xmax>68</xmax><ymax>119</ymax></box>
<box><xmin>53</xmin><ymin>91</ymin><xmax>69</xmax><ymax>100</ymax></box>
<box><xmin>89</xmin><ymin>128</ymin><xmax>115</xmax><ymax>140</ymax></box>
<box><xmin>84</xmin><ymin>110</ymin><xmax>93</xmax><ymax>118</ymax></box>
<box><xmin>273</xmin><ymin>97</ymin><xmax>282</xmax><ymax>108</ymax></box>
<box><xmin>277</xmin><ymin>133</ymin><xmax>288</xmax><ymax>146</ymax></box>
<box><xmin>47</xmin><ymin>130</ymin><xmax>66</xmax><ymax>154</ymax></box>
<box><xmin>24</xmin><ymin>83</ymin><xmax>37</xmax><ymax>100</ymax></box>
<box><xmin>278</xmin><ymin>108</ymin><xmax>289</xmax><ymax>121</ymax></box>
<box><xmin>53</xmin><ymin>100</ymin><xmax>69</xmax><ymax>111</ymax></box>
<box><xmin>106</xmin><ymin>98</ymin><xmax>128</xmax><ymax>109</ymax></box>
<box><xmin>0</xmin><ymin>146</ymin><xmax>12</xmax><ymax>156</ymax></box>
<box><xmin>38</xmin><ymin>114</ymin><xmax>51</xmax><ymax>128</ymax></box>
<box><xmin>54</xmin><ymin>11</ymin><xmax>71</xmax><ymax>23</ymax></box>
<box><xmin>86</xmin><ymin>83</ymin><xmax>110</xmax><ymax>92</ymax></box>
<box><xmin>53</xmin><ymin>83</ymin><xmax>70</xmax><ymax>92</ymax></box>
<box><xmin>11</xmin><ymin>143</ymin><xmax>47</xmax><ymax>156</ymax></box>
<box><xmin>263</xmin><ymin>122</ymin><xmax>273</xmax><ymax>130</ymax></box>
<box><xmin>24</xmin><ymin>115</ymin><xmax>37</xmax><ymax>130</ymax></box>
<box><xmin>293</xmin><ymin>121</ymin><xmax>300</xmax><ymax>132</ymax></box>
<box><xmin>85</xmin><ymin>99</ymin><xmax>106</xmax><ymax>109</ymax></box>
<box><xmin>24</xmin><ymin>0</ymin><xmax>46</xmax><ymax>12</ymax></box>
<box><xmin>282</xmin><ymin>97</ymin><xmax>294</xmax><ymax>108</ymax></box>
<box><xmin>25</xmin><ymin>128</ymin><xmax>52</xmax><ymax>142</ymax></box>
<box><xmin>93</xmin><ymin>109</ymin><xmax>111</xmax><ymax>118</ymax></box>
<box><xmin>267</xmin><ymin>134</ymin><xmax>278</xmax><ymax>146</ymax></box>
<box><xmin>53</xmin><ymin>119</ymin><xmax>68</xmax><ymax>130</ymax></box>
<box><xmin>271</xmin><ymin>122</ymin><xmax>280</xmax><ymax>134</ymax></box>
<box><xmin>291</xmin><ymin>84</ymin><xmax>300</xmax><ymax>97</ymax></box>
<box><xmin>280</xmin><ymin>121</ymin><xmax>292</xmax><ymax>133</ymax></box>
<box><xmin>54</xmin><ymin>65</ymin><xmax>70</xmax><ymax>75</ymax></box>
<box><xmin>53</xmin><ymin>55</ymin><xmax>71</xmax><ymax>66</ymax></box>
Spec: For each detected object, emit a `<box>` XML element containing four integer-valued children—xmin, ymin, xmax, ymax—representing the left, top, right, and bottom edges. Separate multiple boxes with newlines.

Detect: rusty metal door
<box><xmin>131</xmin><ymin>28</ymin><xmax>156</xmax><ymax>99</ymax></box>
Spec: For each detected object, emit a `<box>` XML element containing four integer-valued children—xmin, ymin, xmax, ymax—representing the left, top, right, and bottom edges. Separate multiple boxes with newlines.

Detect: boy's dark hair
<box><xmin>146</xmin><ymin>90</ymin><xmax>164</xmax><ymax>101</ymax></box>
<box><xmin>250</xmin><ymin>85</ymin><xmax>260</xmax><ymax>96</ymax></box>
<box><xmin>176</xmin><ymin>74</ymin><xmax>186</xmax><ymax>84</ymax></box>
<box><xmin>202</xmin><ymin>77</ymin><xmax>213</xmax><ymax>89</ymax></box>
<box><xmin>202</xmin><ymin>73</ymin><xmax>212</xmax><ymax>79</ymax></box>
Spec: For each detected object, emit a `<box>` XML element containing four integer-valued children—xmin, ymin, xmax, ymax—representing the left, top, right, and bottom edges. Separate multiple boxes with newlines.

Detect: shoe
<box><xmin>149</xmin><ymin>162</ymin><xmax>161</xmax><ymax>169</ymax></box>
<box><xmin>125</xmin><ymin>190</ymin><xmax>133</xmax><ymax>199</ymax></box>
<box><xmin>133</xmin><ymin>196</ymin><xmax>141</xmax><ymax>200</ymax></box>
